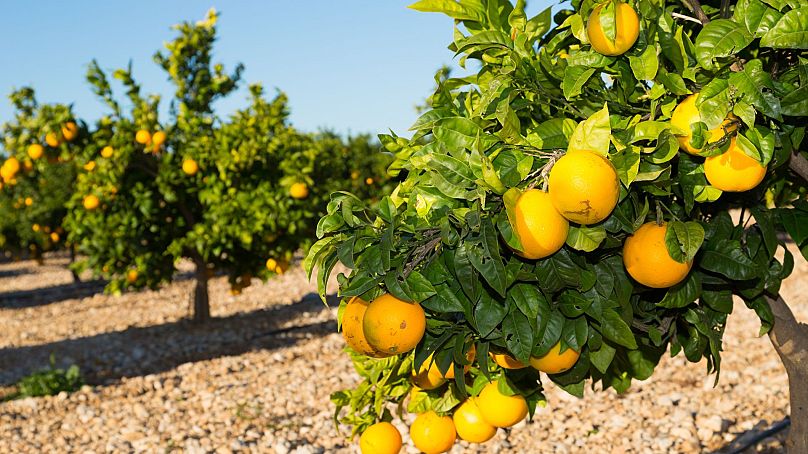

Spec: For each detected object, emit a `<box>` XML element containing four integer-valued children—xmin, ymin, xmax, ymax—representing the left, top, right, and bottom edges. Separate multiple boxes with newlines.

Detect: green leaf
<box><xmin>408</xmin><ymin>0</ymin><xmax>485</xmax><ymax>22</ymax></box>
<box><xmin>610</xmin><ymin>145</ymin><xmax>640</xmax><ymax>186</ymax></box>
<box><xmin>568</xmin><ymin>103</ymin><xmax>611</xmax><ymax>156</ymax></box>
<box><xmin>696</xmin><ymin>78</ymin><xmax>732</xmax><ymax>129</ymax></box>
<box><xmin>508</xmin><ymin>283</ymin><xmax>544</xmax><ymax>320</ymax></box>
<box><xmin>434</xmin><ymin>117</ymin><xmax>498</xmax><ymax>151</ymax></box>
<box><xmin>526</xmin><ymin>118</ymin><xmax>574</xmax><ymax>150</ymax></box>
<box><xmin>665</xmin><ymin>221</ymin><xmax>705</xmax><ymax>263</ymax></box>
<box><xmin>734</xmin><ymin>0</ymin><xmax>783</xmax><ymax>37</ymax></box>
<box><xmin>474</xmin><ymin>292</ymin><xmax>508</xmax><ymax>338</ymax></box>
<box><xmin>599</xmin><ymin>308</ymin><xmax>638</xmax><ymax>349</ymax></box>
<box><xmin>565</xmin><ymin>225</ymin><xmax>607</xmax><ymax>252</ymax></box>
<box><xmin>761</xmin><ymin>8</ymin><xmax>808</xmax><ymax>49</ymax></box>
<box><xmin>628</xmin><ymin>45</ymin><xmax>659</xmax><ymax>81</ymax></box>
<box><xmin>589</xmin><ymin>343</ymin><xmax>616</xmax><ymax>374</ymax></box>
<box><xmin>535</xmin><ymin>249</ymin><xmax>581</xmax><ymax>293</ymax></box>
<box><xmin>502</xmin><ymin>307</ymin><xmax>535</xmax><ymax>364</ymax></box>
<box><xmin>658</xmin><ymin>272</ymin><xmax>701</xmax><ymax>308</ymax></box>
<box><xmin>694</xmin><ymin>19</ymin><xmax>754</xmax><ymax>70</ymax></box>
<box><xmin>562</xmin><ymin>66</ymin><xmax>596</xmax><ymax>99</ymax></box>
<box><xmin>728</xmin><ymin>60</ymin><xmax>782</xmax><ymax>120</ymax></box>
<box><xmin>702</xmin><ymin>289</ymin><xmax>734</xmax><ymax>314</ymax></box>
<box><xmin>699</xmin><ymin>240</ymin><xmax>760</xmax><ymax>280</ymax></box>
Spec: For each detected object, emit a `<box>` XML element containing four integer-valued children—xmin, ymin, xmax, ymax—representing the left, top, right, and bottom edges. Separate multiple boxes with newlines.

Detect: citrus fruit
<box><xmin>83</xmin><ymin>195</ymin><xmax>100</xmax><ymax>210</ymax></box>
<box><xmin>135</xmin><ymin>129</ymin><xmax>152</xmax><ymax>145</ymax></box>
<box><xmin>61</xmin><ymin>122</ymin><xmax>79</xmax><ymax>141</ymax></box>
<box><xmin>704</xmin><ymin>138</ymin><xmax>766</xmax><ymax>192</ymax></box>
<box><xmin>476</xmin><ymin>381</ymin><xmax>528</xmax><ymax>428</ymax></box>
<box><xmin>182</xmin><ymin>159</ymin><xmax>199</xmax><ymax>175</ymax></box>
<box><xmin>126</xmin><ymin>269</ymin><xmax>138</xmax><ymax>284</ymax></box>
<box><xmin>290</xmin><ymin>182</ymin><xmax>309</xmax><ymax>199</ymax></box>
<box><xmin>45</xmin><ymin>133</ymin><xmax>60</xmax><ymax>147</ymax></box>
<box><xmin>412</xmin><ymin>362</ymin><xmax>446</xmax><ymax>390</ymax></box>
<box><xmin>24</xmin><ymin>197</ymin><xmax>33</xmax><ymax>207</ymax></box>
<box><xmin>530</xmin><ymin>342</ymin><xmax>580</xmax><ymax>374</ymax></box>
<box><xmin>50</xmin><ymin>232</ymin><xmax>60</xmax><ymax>243</ymax></box>
<box><xmin>342</xmin><ymin>297</ymin><xmax>385</xmax><ymax>357</ymax></box>
<box><xmin>152</xmin><ymin>131</ymin><xmax>167</xmax><ymax>147</ymax></box>
<box><xmin>84</xmin><ymin>161</ymin><xmax>96</xmax><ymax>172</ymax></box>
<box><xmin>32</xmin><ymin>224</ymin><xmax>40</xmax><ymax>232</ymax></box>
<box><xmin>671</xmin><ymin>94</ymin><xmax>738</xmax><ymax>155</ymax></box>
<box><xmin>490</xmin><ymin>351</ymin><xmax>528</xmax><ymax>369</ymax></box>
<box><xmin>548</xmin><ymin>149</ymin><xmax>619</xmax><ymax>225</ymax></box>
<box><xmin>101</xmin><ymin>146</ymin><xmax>114</xmax><ymax>158</ymax></box>
<box><xmin>366</xmin><ymin>177</ymin><xmax>374</xmax><ymax>185</ymax></box>
<box><xmin>623</xmin><ymin>222</ymin><xmax>692</xmax><ymax>288</ymax></box>
<box><xmin>587</xmin><ymin>1</ymin><xmax>640</xmax><ymax>56</ymax></box>
<box><xmin>453</xmin><ymin>398</ymin><xmax>497</xmax><ymax>443</ymax></box>
<box><xmin>363</xmin><ymin>293</ymin><xmax>426</xmax><ymax>355</ymax></box>
<box><xmin>410</xmin><ymin>411</ymin><xmax>456</xmax><ymax>454</ymax></box>
<box><xmin>359</xmin><ymin>421</ymin><xmax>402</xmax><ymax>454</ymax></box>
<box><xmin>509</xmin><ymin>189</ymin><xmax>569</xmax><ymax>259</ymax></box>
<box><xmin>27</xmin><ymin>144</ymin><xmax>44</xmax><ymax>160</ymax></box>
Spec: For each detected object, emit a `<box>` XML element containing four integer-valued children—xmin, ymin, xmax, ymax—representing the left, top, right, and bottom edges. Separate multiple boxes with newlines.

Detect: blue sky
<box><xmin>0</xmin><ymin>1</ymin><xmax>553</xmax><ymax>137</ymax></box>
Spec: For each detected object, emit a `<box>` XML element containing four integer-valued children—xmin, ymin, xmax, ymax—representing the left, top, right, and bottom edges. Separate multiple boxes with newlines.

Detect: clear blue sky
<box><xmin>0</xmin><ymin>1</ymin><xmax>553</xmax><ymax>137</ymax></box>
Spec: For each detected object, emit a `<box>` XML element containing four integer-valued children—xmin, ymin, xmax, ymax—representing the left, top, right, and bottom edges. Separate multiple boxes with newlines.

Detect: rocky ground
<box><xmin>0</xmin><ymin>247</ymin><xmax>805</xmax><ymax>454</ymax></box>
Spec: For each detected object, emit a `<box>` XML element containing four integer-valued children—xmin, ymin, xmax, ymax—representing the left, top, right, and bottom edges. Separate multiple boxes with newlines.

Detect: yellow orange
<box><xmin>410</xmin><ymin>411</ymin><xmax>456</xmax><ymax>454</ymax></box>
<box><xmin>671</xmin><ymin>94</ymin><xmax>738</xmax><ymax>155</ymax></box>
<box><xmin>83</xmin><ymin>194</ymin><xmax>100</xmax><ymax>210</ymax></box>
<box><xmin>363</xmin><ymin>293</ymin><xmax>425</xmax><ymax>355</ymax></box>
<box><xmin>152</xmin><ymin>131</ymin><xmax>167</xmax><ymax>147</ymax></box>
<box><xmin>509</xmin><ymin>189</ymin><xmax>569</xmax><ymax>259</ymax></box>
<box><xmin>549</xmin><ymin>149</ymin><xmax>619</xmax><ymax>225</ymax></box>
<box><xmin>476</xmin><ymin>381</ymin><xmax>528</xmax><ymax>428</ymax></box>
<box><xmin>27</xmin><ymin>144</ymin><xmax>44</xmax><ymax>160</ymax></box>
<box><xmin>61</xmin><ymin>122</ymin><xmax>79</xmax><ymax>141</ymax></box>
<box><xmin>587</xmin><ymin>1</ymin><xmax>640</xmax><ymax>56</ymax></box>
<box><xmin>342</xmin><ymin>297</ymin><xmax>386</xmax><ymax>357</ymax></box>
<box><xmin>453</xmin><ymin>398</ymin><xmax>497</xmax><ymax>443</ymax></box>
<box><xmin>126</xmin><ymin>269</ymin><xmax>138</xmax><ymax>284</ymax></box>
<box><xmin>623</xmin><ymin>222</ymin><xmax>692</xmax><ymax>288</ymax></box>
<box><xmin>135</xmin><ymin>129</ymin><xmax>151</xmax><ymax>145</ymax></box>
<box><xmin>84</xmin><ymin>161</ymin><xmax>96</xmax><ymax>172</ymax></box>
<box><xmin>530</xmin><ymin>342</ymin><xmax>580</xmax><ymax>374</ymax></box>
<box><xmin>101</xmin><ymin>146</ymin><xmax>114</xmax><ymax>158</ymax></box>
<box><xmin>45</xmin><ymin>133</ymin><xmax>60</xmax><ymax>147</ymax></box>
<box><xmin>290</xmin><ymin>182</ymin><xmax>309</xmax><ymax>199</ymax></box>
<box><xmin>50</xmin><ymin>232</ymin><xmax>60</xmax><ymax>242</ymax></box>
<box><xmin>359</xmin><ymin>422</ymin><xmax>402</xmax><ymax>454</ymax></box>
<box><xmin>182</xmin><ymin>159</ymin><xmax>199</xmax><ymax>175</ymax></box>
<box><xmin>490</xmin><ymin>352</ymin><xmax>528</xmax><ymax>369</ymax></box>
<box><xmin>704</xmin><ymin>138</ymin><xmax>766</xmax><ymax>192</ymax></box>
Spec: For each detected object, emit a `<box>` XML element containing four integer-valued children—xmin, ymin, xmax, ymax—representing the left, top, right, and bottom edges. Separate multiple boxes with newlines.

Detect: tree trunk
<box><xmin>192</xmin><ymin>258</ymin><xmax>211</xmax><ymax>323</ymax></box>
<box><xmin>767</xmin><ymin>296</ymin><xmax>808</xmax><ymax>452</ymax></box>
<box><xmin>69</xmin><ymin>244</ymin><xmax>81</xmax><ymax>283</ymax></box>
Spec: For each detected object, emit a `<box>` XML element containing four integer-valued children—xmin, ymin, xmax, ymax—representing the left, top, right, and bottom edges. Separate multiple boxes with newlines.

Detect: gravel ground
<box><xmin>0</xmin><ymin>246</ymin><xmax>805</xmax><ymax>454</ymax></box>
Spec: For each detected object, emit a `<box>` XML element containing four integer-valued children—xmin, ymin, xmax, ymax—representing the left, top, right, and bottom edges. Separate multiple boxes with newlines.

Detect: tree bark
<box><xmin>192</xmin><ymin>256</ymin><xmax>211</xmax><ymax>323</ymax></box>
<box><xmin>69</xmin><ymin>244</ymin><xmax>81</xmax><ymax>283</ymax></box>
<box><xmin>766</xmin><ymin>295</ymin><xmax>808</xmax><ymax>452</ymax></box>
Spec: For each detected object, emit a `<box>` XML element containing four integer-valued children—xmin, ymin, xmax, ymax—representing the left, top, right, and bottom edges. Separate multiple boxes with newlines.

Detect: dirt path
<box><xmin>0</xmin><ymin>248</ymin><xmax>805</xmax><ymax>453</ymax></box>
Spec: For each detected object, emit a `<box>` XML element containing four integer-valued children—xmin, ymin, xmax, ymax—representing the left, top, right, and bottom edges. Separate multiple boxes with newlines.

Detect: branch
<box><xmin>680</xmin><ymin>0</ymin><xmax>711</xmax><ymax>24</ymax></box>
<box><xmin>789</xmin><ymin>152</ymin><xmax>808</xmax><ymax>183</ymax></box>
<box><xmin>765</xmin><ymin>295</ymin><xmax>808</xmax><ymax>366</ymax></box>
<box><xmin>671</xmin><ymin>12</ymin><xmax>702</xmax><ymax>25</ymax></box>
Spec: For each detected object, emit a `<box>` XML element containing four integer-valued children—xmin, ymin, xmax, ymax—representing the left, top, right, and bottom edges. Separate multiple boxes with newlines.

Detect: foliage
<box><xmin>5</xmin><ymin>354</ymin><xmax>83</xmax><ymax>400</ymax></box>
<box><xmin>307</xmin><ymin>0</ymin><xmax>808</xmax><ymax>437</ymax></box>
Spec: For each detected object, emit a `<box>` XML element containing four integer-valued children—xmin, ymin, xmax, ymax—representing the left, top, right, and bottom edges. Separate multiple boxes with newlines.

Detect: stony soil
<box><xmin>0</xmin><ymin>247</ymin><xmax>805</xmax><ymax>454</ymax></box>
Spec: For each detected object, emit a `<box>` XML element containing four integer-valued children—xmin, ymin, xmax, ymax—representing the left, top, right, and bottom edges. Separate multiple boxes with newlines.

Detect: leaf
<box><xmin>565</xmin><ymin>225</ymin><xmax>607</xmax><ymax>252</ymax></box>
<box><xmin>568</xmin><ymin>103</ymin><xmax>610</xmax><ymax>156</ymax></box>
<box><xmin>761</xmin><ymin>8</ymin><xmax>808</xmax><ymax>49</ymax></box>
<box><xmin>728</xmin><ymin>59</ymin><xmax>782</xmax><ymax>120</ymax></box>
<box><xmin>699</xmin><ymin>240</ymin><xmax>760</xmax><ymax>280</ymax></box>
<box><xmin>628</xmin><ymin>45</ymin><xmax>659</xmax><ymax>81</ymax></box>
<box><xmin>535</xmin><ymin>248</ymin><xmax>581</xmax><ymax>293</ymax></box>
<box><xmin>665</xmin><ymin>221</ymin><xmax>705</xmax><ymax>263</ymax></box>
<box><xmin>658</xmin><ymin>272</ymin><xmax>701</xmax><ymax>308</ymax></box>
<box><xmin>734</xmin><ymin>0</ymin><xmax>783</xmax><ymax>37</ymax></box>
<box><xmin>434</xmin><ymin>117</ymin><xmax>497</xmax><ymax>151</ymax></box>
<box><xmin>508</xmin><ymin>283</ymin><xmax>544</xmax><ymax>320</ymax></box>
<box><xmin>562</xmin><ymin>66</ymin><xmax>596</xmax><ymax>99</ymax></box>
<box><xmin>702</xmin><ymin>289</ymin><xmax>734</xmax><ymax>314</ymax></box>
<box><xmin>696</xmin><ymin>78</ymin><xmax>732</xmax><ymax>129</ymax></box>
<box><xmin>610</xmin><ymin>145</ymin><xmax>640</xmax><ymax>186</ymax></box>
<box><xmin>694</xmin><ymin>19</ymin><xmax>754</xmax><ymax>70</ymax></box>
<box><xmin>474</xmin><ymin>292</ymin><xmax>508</xmax><ymax>338</ymax></box>
<box><xmin>599</xmin><ymin>308</ymin><xmax>638</xmax><ymax>349</ymax></box>
<box><xmin>502</xmin><ymin>307</ymin><xmax>535</xmax><ymax>364</ymax></box>
<box><xmin>527</xmin><ymin>118</ymin><xmax>574</xmax><ymax>150</ymax></box>
<box><xmin>589</xmin><ymin>343</ymin><xmax>616</xmax><ymax>373</ymax></box>
<box><xmin>408</xmin><ymin>0</ymin><xmax>485</xmax><ymax>22</ymax></box>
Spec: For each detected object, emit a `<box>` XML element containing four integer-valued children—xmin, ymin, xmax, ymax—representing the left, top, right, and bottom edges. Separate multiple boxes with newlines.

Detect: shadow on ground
<box><xmin>0</xmin><ymin>292</ymin><xmax>337</xmax><ymax>388</ymax></box>
<box><xmin>0</xmin><ymin>279</ymin><xmax>108</xmax><ymax>310</ymax></box>
<box><xmin>713</xmin><ymin>417</ymin><xmax>789</xmax><ymax>453</ymax></box>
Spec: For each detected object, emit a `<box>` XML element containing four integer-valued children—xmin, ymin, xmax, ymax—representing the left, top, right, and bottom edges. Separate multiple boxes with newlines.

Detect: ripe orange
<box><xmin>152</xmin><ymin>131</ymin><xmax>167</xmax><ymax>147</ymax></box>
<box><xmin>101</xmin><ymin>146</ymin><xmax>114</xmax><ymax>158</ymax></box>
<box><xmin>412</xmin><ymin>362</ymin><xmax>446</xmax><ymax>390</ymax></box>
<box><xmin>342</xmin><ymin>297</ymin><xmax>386</xmax><ymax>357</ymax></box>
<box><xmin>671</xmin><ymin>94</ymin><xmax>738</xmax><ymax>155</ymax></box>
<box><xmin>509</xmin><ymin>189</ymin><xmax>569</xmax><ymax>259</ymax></box>
<box><xmin>365</xmin><ymin>177</ymin><xmax>374</xmax><ymax>185</ymax></box>
<box><xmin>530</xmin><ymin>342</ymin><xmax>580</xmax><ymax>374</ymax></box>
<box><xmin>363</xmin><ymin>293</ymin><xmax>426</xmax><ymax>355</ymax></box>
<box><xmin>359</xmin><ymin>422</ymin><xmax>402</xmax><ymax>454</ymax></box>
<box><xmin>135</xmin><ymin>129</ymin><xmax>152</xmax><ymax>145</ymax></box>
<box><xmin>61</xmin><ymin>122</ymin><xmax>79</xmax><ymax>141</ymax></box>
<box><xmin>32</xmin><ymin>224</ymin><xmax>40</xmax><ymax>232</ymax></box>
<box><xmin>416</xmin><ymin>345</ymin><xmax>476</xmax><ymax>384</ymax></box>
<box><xmin>83</xmin><ymin>194</ymin><xmax>100</xmax><ymax>210</ymax></box>
<box><xmin>704</xmin><ymin>138</ymin><xmax>766</xmax><ymax>192</ymax></box>
<box><xmin>289</xmin><ymin>182</ymin><xmax>309</xmax><ymax>199</ymax></box>
<box><xmin>27</xmin><ymin>144</ymin><xmax>44</xmax><ymax>160</ymax></box>
<box><xmin>453</xmin><ymin>398</ymin><xmax>497</xmax><ymax>443</ymax></box>
<box><xmin>24</xmin><ymin>197</ymin><xmax>33</xmax><ymax>207</ymax></box>
<box><xmin>50</xmin><ymin>232</ymin><xmax>60</xmax><ymax>243</ymax></box>
<box><xmin>126</xmin><ymin>269</ymin><xmax>138</xmax><ymax>284</ymax></box>
<box><xmin>623</xmin><ymin>222</ymin><xmax>692</xmax><ymax>288</ymax></box>
<box><xmin>410</xmin><ymin>411</ymin><xmax>456</xmax><ymax>454</ymax></box>
<box><xmin>84</xmin><ymin>161</ymin><xmax>96</xmax><ymax>172</ymax></box>
<box><xmin>476</xmin><ymin>381</ymin><xmax>528</xmax><ymax>428</ymax></box>
<box><xmin>45</xmin><ymin>132</ymin><xmax>60</xmax><ymax>147</ymax></box>
<box><xmin>548</xmin><ymin>150</ymin><xmax>619</xmax><ymax>225</ymax></box>
<box><xmin>182</xmin><ymin>159</ymin><xmax>199</xmax><ymax>175</ymax></box>
<box><xmin>587</xmin><ymin>1</ymin><xmax>640</xmax><ymax>56</ymax></box>
<box><xmin>490</xmin><ymin>351</ymin><xmax>528</xmax><ymax>369</ymax></box>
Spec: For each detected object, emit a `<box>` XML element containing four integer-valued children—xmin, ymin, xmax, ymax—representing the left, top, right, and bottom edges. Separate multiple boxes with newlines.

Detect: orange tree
<box><xmin>0</xmin><ymin>87</ymin><xmax>83</xmax><ymax>272</ymax></box>
<box><xmin>306</xmin><ymin>0</ymin><xmax>808</xmax><ymax>451</ymax></box>
<box><xmin>65</xmin><ymin>10</ymin><xmax>392</xmax><ymax>322</ymax></box>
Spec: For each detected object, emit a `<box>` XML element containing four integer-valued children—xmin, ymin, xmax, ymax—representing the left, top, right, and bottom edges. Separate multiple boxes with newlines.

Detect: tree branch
<box><xmin>789</xmin><ymin>152</ymin><xmax>808</xmax><ymax>183</ymax></box>
<box><xmin>680</xmin><ymin>0</ymin><xmax>711</xmax><ymax>24</ymax></box>
<box><xmin>766</xmin><ymin>295</ymin><xmax>808</xmax><ymax>369</ymax></box>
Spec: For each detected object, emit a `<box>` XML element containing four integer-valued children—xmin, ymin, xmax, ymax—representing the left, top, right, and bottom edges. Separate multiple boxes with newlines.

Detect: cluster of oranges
<box><xmin>135</xmin><ymin>129</ymin><xmax>167</xmax><ymax>154</ymax></box>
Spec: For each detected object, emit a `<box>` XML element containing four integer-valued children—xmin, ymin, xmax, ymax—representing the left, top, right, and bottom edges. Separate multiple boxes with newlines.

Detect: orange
<box><xmin>32</xmin><ymin>224</ymin><xmax>40</xmax><ymax>232</ymax></box>
<box><xmin>61</xmin><ymin>122</ymin><xmax>79</xmax><ymax>141</ymax></box>
<box><xmin>410</xmin><ymin>411</ymin><xmax>456</xmax><ymax>454</ymax></box>
<box><xmin>135</xmin><ymin>129</ymin><xmax>151</xmax><ymax>145</ymax></box>
<box><xmin>152</xmin><ymin>131</ymin><xmax>167</xmax><ymax>147</ymax></box>
<box><xmin>83</xmin><ymin>194</ymin><xmax>100</xmax><ymax>210</ymax></box>
<box><xmin>363</xmin><ymin>293</ymin><xmax>426</xmax><ymax>355</ymax></box>
<box><xmin>509</xmin><ymin>189</ymin><xmax>569</xmax><ymax>259</ymax></box>
<box><xmin>50</xmin><ymin>232</ymin><xmax>60</xmax><ymax>243</ymax></box>
<box><xmin>704</xmin><ymin>138</ymin><xmax>766</xmax><ymax>192</ymax></box>
<box><xmin>182</xmin><ymin>159</ymin><xmax>199</xmax><ymax>175</ymax></box>
<box><xmin>490</xmin><ymin>351</ymin><xmax>528</xmax><ymax>369</ymax></box>
<box><xmin>45</xmin><ymin>132</ymin><xmax>60</xmax><ymax>147</ymax></box>
<box><xmin>23</xmin><ymin>160</ymin><xmax>33</xmax><ymax>172</ymax></box>
<box><xmin>549</xmin><ymin>149</ymin><xmax>619</xmax><ymax>225</ymax></box>
<box><xmin>366</xmin><ymin>177</ymin><xmax>374</xmax><ymax>185</ymax></box>
<box><xmin>530</xmin><ymin>342</ymin><xmax>580</xmax><ymax>374</ymax></box>
<box><xmin>412</xmin><ymin>362</ymin><xmax>446</xmax><ymax>390</ymax></box>
<box><xmin>476</xmin><ymin>381</ymin><xmax>528</xmax><ymax>428</ymax></box>
<box><xmin>290</xmin><ymin>182</ymin><xmax>309</xmax><ymax>199</ymax></box>
<box><xmin>359</xmin><ymin>422</ymin><xmax>402</xmax><ymax>454</ymax></box>
<box><xmin>453</xmin><ymin>398</ymin><xmax>497</xmax><ymax>443</ymax></box>
<box><xmin>126</xmin><ymin>269</ymin><xmax>138</xmax><ymax>284</ymax></box>
<box><xmin>417</xmin><ymin>345</ymin><xmax>476</xmax><ymax>383</ymax></box>
<box><xmin>24</xmin><ymin>197</ymin><xmax>33</xmax><ymax>207</ymax></box>
<box><xmin>84</xmin><ymin>161</ymin><xmax>96</xmax><ymax>172</ymax></box>
<box><xmin>671</xmin><ymin>94</ymin><xmax>738</xmax><ymax>155</ymax></box>
<box><xmin>623</xmin><ymin>222</ymin><xmax>692</xmax><ymax>288</ymax></box>
<box><xmin>27</xmin><ymin>144</ymin><xmax>44</xmax><ymax>160</ymax></box>
<box><xmin>587</xmin><ymin>1</ymin><xmax>640</xmax><ymax>56</ymax></box>
<box><xmin>342</xmin><ymin>297</ymin><xmax>386</xmax><ymax>357</ymax></box>
<box><xmin>101</xmin><ymin>146</ymin><xmax>114</xmax><ymax>158</ymax></box>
